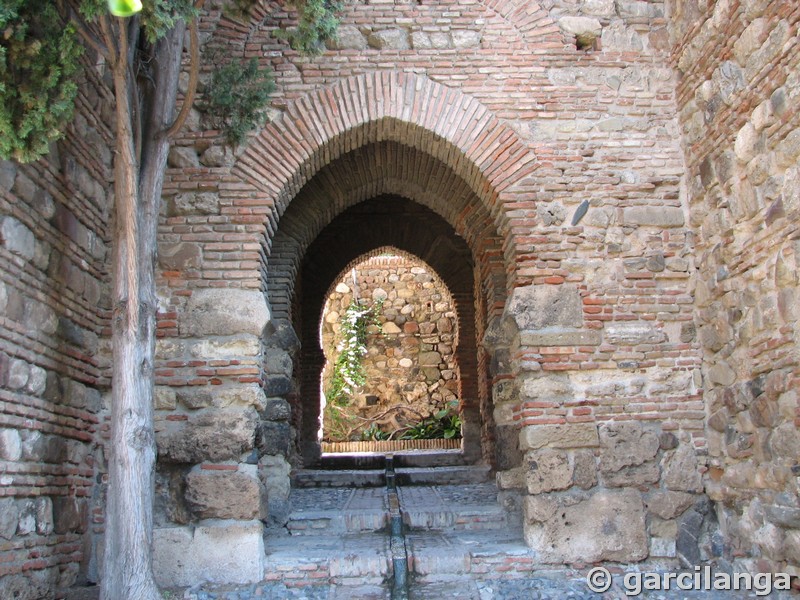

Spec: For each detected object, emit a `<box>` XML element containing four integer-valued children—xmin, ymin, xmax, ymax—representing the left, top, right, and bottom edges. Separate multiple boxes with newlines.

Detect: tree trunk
<box><xmin>101</xmin><ymin>21</ymin><xmax>186</xmax><ymax>600</ymax></box>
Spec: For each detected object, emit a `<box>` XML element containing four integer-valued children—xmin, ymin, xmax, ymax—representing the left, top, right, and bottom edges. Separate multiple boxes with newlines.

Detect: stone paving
<box><xmin>66</xmin><ymin>482</ymin><xmax>799</xmax><ymax>599</ymax></box>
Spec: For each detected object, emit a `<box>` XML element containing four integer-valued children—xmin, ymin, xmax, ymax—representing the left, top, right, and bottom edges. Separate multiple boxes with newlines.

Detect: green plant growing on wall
<box><xmin>327</xmin><ymin>299</ymin><xmax>383</xmax><ymax>407</ymax></box>
<box><xmin>399</xmin><ymin>400</ymin><xmax>462</xmax><ymax>440</ymax></box>
<box><xmin>202</xmin><ymin>57</ymin><xmax>276</xmax><ymax>146</ymax></box>
<box><xmin>276</xmin><ymin>0</ymin><xmax>342</xmax><ymax>55</ymax></box>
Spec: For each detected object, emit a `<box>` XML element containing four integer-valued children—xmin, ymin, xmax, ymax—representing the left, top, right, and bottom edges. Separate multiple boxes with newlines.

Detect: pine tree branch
<box><xmin>69</xmin><ymin>10</ymin><xmax>112</xmax><ymax>62</ymax></box>
<box><xmin>99</xmin><ymin>12</ymin><xmax>119</xmax><ymax>66</ymax></box>
<box><xmin>165</xmin><ymin>17</ymin><xmax>199</xmax><ymax>139</ymax></box>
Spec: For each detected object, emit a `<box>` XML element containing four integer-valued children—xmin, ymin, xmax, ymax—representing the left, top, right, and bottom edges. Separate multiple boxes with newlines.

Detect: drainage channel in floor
<box><xmin>386</xmin><ymin>455</ymin><xmax>410</xmax><ymax>600</ymax></box>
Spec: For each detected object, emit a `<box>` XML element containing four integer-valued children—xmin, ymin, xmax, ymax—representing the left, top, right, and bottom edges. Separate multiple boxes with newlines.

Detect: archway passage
<box><xmin>319</xmin><ymin>250</ymin><xmax>464</xmax><ymax>452</ymax></box>
<box><xmin>292</xmin><ymin>196</ymin><xmax>488</xmax><ymax>465</ymax></box>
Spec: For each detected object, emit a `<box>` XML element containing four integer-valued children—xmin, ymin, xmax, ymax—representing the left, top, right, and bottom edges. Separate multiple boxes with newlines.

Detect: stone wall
<box><xmin>668</xmin><ymin>0</ymin><xmax>800</xmax><ymax>576</ymax></box>
<box><xmin>320</xmin><ymin>254</ymin><xmax>460</xmax><ymax>441</ymax></box>
<box><xmin>155</xmin><ymin>0</ymin><xmax>704</xmax><ymax>573</ymax></box>
<box><xmin>2</xmin><ymin>0</ymin><xmax>799</xmax><ymax>593</ymax></box>
<box><xmin>0</xmin><ymin>58</ymin><xmax>113</xmax><ymax>596</ymax></box>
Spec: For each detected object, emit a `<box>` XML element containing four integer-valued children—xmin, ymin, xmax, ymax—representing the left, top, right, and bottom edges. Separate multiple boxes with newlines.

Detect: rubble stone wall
<box><xmin>321</xmin><ymin>254</ymin><xmax>460</xmax><ymax>441</ymax></box>
<box><xmin>668</xmin><ymin>0</ymin><xmax>800</xmax><ymax>576</ymax></box>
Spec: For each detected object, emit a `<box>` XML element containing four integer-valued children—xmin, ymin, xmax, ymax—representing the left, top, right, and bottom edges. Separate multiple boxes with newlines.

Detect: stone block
<box><xmin>0</xmin><ymin>428</ymin><xmax>22</xmax><ymax>461</ymax></box>
<box><xmin>367</xmin><ymin>29</ymin><xmax>409</xmax><ymax>50</ymax></box>
<box><xmin>411</xmin><ymin>31</ymin><xmax>432</xmax><ymax>49</ymax></box>
<box><xmin>180</xmin><ymin>289</ymin><xmax>270</xmax><ymax>337</ymax></box>
<box><xmin>16</xmin><ymin>500</ymin><xmax>36</xmax><ymax>535</ymax></box>
<box><xmin>257</xmin><ymin>421</ymin><xmax>291</xmax><ymax>456</ymax></box>
<box><xmin>451</xmin><ymin>30</ymin><xmax>480</xmax><ymax>48</ymax></box>
<box><xmin>0</xmin><ymin>160</ymin><xmax>16</xmax><ymax>192</ymax></box>
<box><xmin>175</xmin><ymin>383</ymin><xmax>266</xmax><ymax>410</ymax></box>
<box><xmin>158</xmin><ymin>242</ymin><xmax>202</xmax><ymax>271</ymax></box>
<box><xmin>622</xmin><ymin>206</ymin><xmax>684</xmax><ymax>227</ymax></box>
<box><xmin>519</xmin><ymin>423</ymin><xmax>599</xmax><ymax>450</ymax></box>
<box><xmin>328</xmin><ymin>25</ymin><xmax>367</xmax><ymax>50</ymax></box>
<box><xmin>0</xmin><ymin>497</ymin><xmax>19</xmax><ymax>539</ymax></box>
<box><xmin>259</xmin><ymin>454</ymin><xmax>291</xmax><ymax>525</ymax></box>
<box><xmin>582</xmin><ymin>0</ymin><xmax>615</xmax><ymax>16</ymax></box>
<box><xmin>662</xmin><ymin>444</ymin><xmax>703</xmax><ymax>493</ymax></box>
<box><xmin>495</xmin><ymin>424</ymin><xmax>522</xmax><ymax>470</ymax></box>
<box><xmin>157</xmin><ymin>407</ymin><xmax>257</xmax><ymax>463</ymax></box>
<box><xmin>152</xmin><ymin>520</ymin><xmax>265</xmax><ymax>587</ymax></box>
<box><xmin>558</xmin><ymin>16</ymin><xmax>601</xmax><ymax>37</ymax></box>
<box><xmin>519</xmin><ymin>328</ymin><xmax>601</xmax><ymax>347</ymax></box>
<box><xmin>525</xmin><ymin>448</ymin><xmax>573</xmax><ymax>494</ymax></box>
<box><xmin>418</xmin><ymin>351</ymin><xmax>442</xmax><ymax>366</ymax></box>
<box><xmin>732</xmin><ymin>18</ymin><xmax>769</xmax><ymax>65</ymax></box>
<box><xmin>602</xmin><ymin>461</ymin><xmax>660</xmax><ymax>487</ymax></box>
<box><xmin>185</xmin><ymin>465</ymin><xmax>263</xmax><ymax>520</ymax></box>
<box><xmin>506</xmin><ymin>284</ymin><xmax>583</xmax><ymax>331</ymax></box>
<box><xmin>263</xmin><ymin>375</ymin><xmax>292</xmax><ymax>397</ymax></box>
<box><xmin>599</xmin><ymin>421</ymin><xmax>659</xmax><ymax>472</ymax></box>
<box><xmin>52</xmin><ymin>496</ymin><xmax>87</xmax><ymax>534</ymax></box>
<box><xmin>264</xmin><ymin>348</ymin><xmax>293</xmax><ymax>376</ymax></box>
<box><xmin>604</xmin><ymin>322</ymin><xmax>665</xmax><ymax>345</ymax></box>
<box><xmin>524</xmin><ymin>489</ymin><xmax>648</xmax><ymax>563</ymax></box>
<box><xmin>0</xmin><ymin>216</ymin><xmax>35</xmax><ymax>261</ymax></box>
<box><xmin>154</xmin><ymin>386</ymin><xmax>177</xmax><ymax>411</ymax></box>
<box><xmin>168</xmin><ymin>146</ymin><xmax>199</xmax><ymax>168</ymax></box>
<box><xmin>496</xmin><ymin>467</ymin><xmax>525</xmax><ymax>490</ymax></box>
<box><xmin>34</xmin><ymin>497</ymin><xmax>53</xmax><ymax>535</ymax></box>
<box><xmin>170</xmin><ymin>191</ymin><xmax>219</xmax><ymax>216</ymax></box>
<box><xmin>188</xmin><ymin>335</ymin><xmax>261</xmax><ymax>359</ymax></box>
<box><xmin>646</xmin><ymin>490</ymin><xmax>696</xmax><ymax>520</ymax></box>
<box><xmin>572</xmin><ymin>450</ymin><xmax>598</xmax><ymax>490</ymax></box>
<box><xmin>263</xmin><ymin>397</ymin><xmax>290</xmax><ymax>421</ymax></box>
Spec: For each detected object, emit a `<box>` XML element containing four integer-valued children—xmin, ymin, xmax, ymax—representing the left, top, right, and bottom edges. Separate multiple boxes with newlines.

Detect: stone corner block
<box><xmin>156</xmin><ymin>407</ymin><xmax>257</xmax><ymax>464</ymax></box>
<box><xmin>519</xmin><ymin>423</ymin><xmax>599</xmax><ymax>450</ymax></box>
<box><xmin>506</xmin><ymin>284</ymin><xmax>583</xmax><ymax>331</ymax></box>
<box><xmin>523</xmin><ymin>489</ymin><xmax>647</xmax><ymax>564</ymax></box>
<box><xmin>185</xmin><ymin>466</ymin><xmax>264</xmax><ymax>521</ymax></box>
<box><xmin>153</xmin><ymin>520</ymin><xmax>264</xmax><ymax>587</ymax></box>
<box><xmin>179</xmin><ymin>289</ymin><xmax>270</xmax><ymax>337</ymax></box>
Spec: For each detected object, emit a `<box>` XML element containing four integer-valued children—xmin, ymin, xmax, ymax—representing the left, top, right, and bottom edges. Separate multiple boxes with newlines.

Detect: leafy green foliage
<box><xmin>80</xmin><ymin>0</ymin><xmax>198</xmax><ymax>43</ymax></box>
<box><xmin>361</xmin><ymin>423</ymin><xmax>389</xmax><ymax>441</ymax></box>
<box><xmin>327</xmin><ymin>299</ymin><xmax>383</xmax><ymax>407</ymax></box>
<box><xmin>278</xmin><ymin>0</ymin><xmax>342</xmax><ymax>55</ymax></box>
<box><xmin>202</xmin><ymin>57</ymin><xmax>275</xmax><ymax>146</ymax></box>
<box><xmin>400</xmin><ymin>401</ymin><xmax>462</xmax><ymax>440</ymax></box>
<box><xmin>0</xmin><ymin>1</ymin><xmax>82</xmax><ymax>162</ymax></box>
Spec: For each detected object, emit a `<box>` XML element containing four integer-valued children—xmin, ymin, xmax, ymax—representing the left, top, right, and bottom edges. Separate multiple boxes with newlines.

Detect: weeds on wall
<box><xmin>327</xmin><ymin>299</ymin><xmax>383</xmax><ymax>407</ymax></box>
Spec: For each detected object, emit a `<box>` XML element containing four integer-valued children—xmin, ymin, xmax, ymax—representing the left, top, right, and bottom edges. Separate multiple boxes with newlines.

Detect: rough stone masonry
<box><xmin>0</xmin><ymin>0</ymin><xmax>798</xmax><ymax>596</ymax></box>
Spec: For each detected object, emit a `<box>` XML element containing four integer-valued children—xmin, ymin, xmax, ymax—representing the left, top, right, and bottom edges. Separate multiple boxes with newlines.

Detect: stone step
<box><xmin>285</xmin><ymin>487</ymin><xmax>389</xmax><ymax>535</ymax></box>
<box><xmin>398</xmin><ymin>483</ymin><xmax>515</xmax><ymax>532</ymax></box>
<box><xmin>395</xmin><ymin>465</ymin><xmax>491</xmax><ymax>486</ymax></box>
<box><xmin>406</xmin><ymin>530</ymin><xmax>531</xmax><ymax>579</ymax></box>
<box><xmin>264</xmin><ymin>532</ymin><xmax>392</xmax><ymax>586</ymax></box>
<box><xmin>292</xmin><ymin>468</ymin><xmax>385</xmax><ymax>488</ymax></box>
<box><xmin>292</xmin><ymin>463</ymin><xmax>488</xmax><ymax>488</ymax></box>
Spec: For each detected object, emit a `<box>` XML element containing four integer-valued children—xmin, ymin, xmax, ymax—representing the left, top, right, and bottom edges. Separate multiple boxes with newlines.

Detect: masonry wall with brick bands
<box><xmin>0</xmin><ymin>56</ymin><xmax>113</xmax><ymax>596</ymax></box>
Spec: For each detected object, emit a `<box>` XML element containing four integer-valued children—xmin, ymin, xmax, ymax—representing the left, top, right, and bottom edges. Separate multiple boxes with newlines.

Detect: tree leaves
<box><xmin>0</xmin><ymin>1</ymin><xmax>82</xmax><ymax>162</ymax></box>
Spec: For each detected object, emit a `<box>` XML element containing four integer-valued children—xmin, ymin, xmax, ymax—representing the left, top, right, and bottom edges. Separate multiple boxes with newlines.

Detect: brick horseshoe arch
<box><xmin>228</xmin><ymin>71</ymin><xmax>538</xmax><ymax>289</ymax></box>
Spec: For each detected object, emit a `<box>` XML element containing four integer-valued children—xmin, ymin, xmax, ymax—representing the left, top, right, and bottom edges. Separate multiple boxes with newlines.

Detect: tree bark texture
<box><xmin>101</xmin><ymin>20</ymin><xmax>186</xmax><ymax>600</ymax></box>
